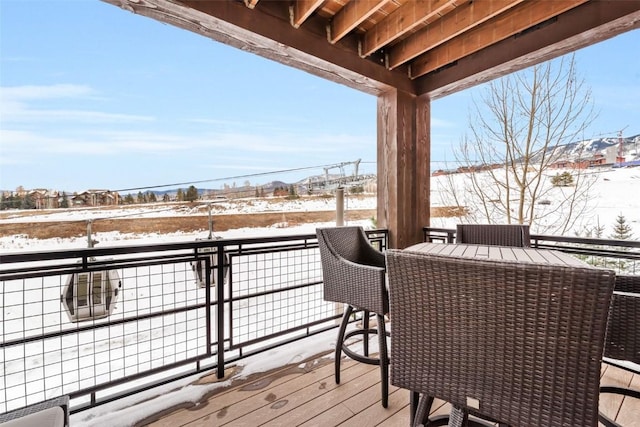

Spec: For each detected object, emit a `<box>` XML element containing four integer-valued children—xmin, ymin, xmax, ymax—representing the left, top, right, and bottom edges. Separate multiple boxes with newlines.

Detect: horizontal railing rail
<box><xmin>0</xmin><ymin>229</ymin><xmax>387</xmax><ymax>415</ymax></box>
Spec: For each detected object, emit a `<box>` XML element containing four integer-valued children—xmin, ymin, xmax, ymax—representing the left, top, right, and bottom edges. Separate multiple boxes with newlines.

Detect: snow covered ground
<box><xmin>0</xmin><ymin>194</ymin><xmax>376</xmax><ymax>223</ymax></box>
<box><xmin>3</xmin><ymin>166</ymin><xmax>638</xmax><ymax>250</ymax></box>
<box><xmin>429</xmin><ymin>166</ymin><xmax>640</xmax><ymax>238</ymax></box>
<box><xmin>0</xmin><ymin>193</ymin><xmax>376</xmax><ymax>252</ymax></box>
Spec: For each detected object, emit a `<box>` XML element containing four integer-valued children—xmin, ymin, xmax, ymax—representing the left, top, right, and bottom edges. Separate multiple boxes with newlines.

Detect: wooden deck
<box><xmin>145</xmin><ymin>353</ymin><xmax>639</xmax><ymax>427</ymax></box>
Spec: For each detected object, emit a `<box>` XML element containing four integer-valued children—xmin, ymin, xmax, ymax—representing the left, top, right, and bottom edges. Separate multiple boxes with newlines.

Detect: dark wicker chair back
<box><xmin>317</xmin><ymin>226</ymin><xmax>387</xmax><ymax>315</ymax></box>
<box><xmin>604</xmin><ymin>275</ymin><xmax>640</xmax><ymax>363</ymax></box>
<box><xmin>386</xmin><ymin>249</ymin><xmax>615</xmax><ymax>427</ymax></box>
<box><xmin>599</xmin><ymin>274</ymin><xmax>640</xmax><ymax>426</ymax></box>
<box><xmin>456</xmin><ymin>224</ymin><xmax>531</xmax><ymax>247</ymax></box>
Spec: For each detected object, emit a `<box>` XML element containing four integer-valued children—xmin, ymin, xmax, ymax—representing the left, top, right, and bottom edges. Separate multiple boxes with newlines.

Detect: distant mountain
<box><xmin>533</xmin><ymin>134</ymin><xmax>640</xmax><ymax>163</ymax></box>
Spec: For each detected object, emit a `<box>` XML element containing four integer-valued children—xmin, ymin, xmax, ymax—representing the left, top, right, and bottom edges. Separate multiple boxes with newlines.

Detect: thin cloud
<box><xmin>202</xmin><ymin>164</ymin><xmax>286</xmax><ymax>172</ymax></box>
<box><xmin>0</xmin><ymin>129</ymin><xmax>184</xmax><ymax>157</ymax></box>
<box><xmin>186</xmin><ymin>115</ymin><xmax>313</xmax><ymax>134</ymax></box>
<box><xmin>0</xmin><ymin>84</ymin><xmax>155</xmax><ymax>123</ymax></box>
<box><xmin>186</xmin><ymin>131</ymin><xmax>371</xmax><ymax>154</ymax></box>
<box><xmin>2</xmin><ymin>84</ymin><xmax>94</xmax><ymax>100</ymax></box>
<box><xmin>1</xmin><ymin>127</ymin><xmax>369</xmax><ymax>159</ymax></box>
<box><xmin>5</xmin><ymin>108</ymin><xmax>154</xmax><ymax>123</ymax></box>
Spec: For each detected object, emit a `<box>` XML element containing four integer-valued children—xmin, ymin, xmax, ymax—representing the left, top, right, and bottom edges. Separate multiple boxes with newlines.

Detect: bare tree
<box><xmin>441</xmin><ymin>54</ymin><xmax>598</xmax><ymax>235</ymax></box>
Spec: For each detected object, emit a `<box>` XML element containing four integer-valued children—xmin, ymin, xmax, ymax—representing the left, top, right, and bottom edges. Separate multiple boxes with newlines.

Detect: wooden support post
<box><xmin>336</xmin><ymin>187</ymin><xmax>344</xmax><ymax>226</ymax></box>
<box><xmin>377</xmin><ymin>89</ymin><xmax>430</xmax><ymax>249</ymax></box>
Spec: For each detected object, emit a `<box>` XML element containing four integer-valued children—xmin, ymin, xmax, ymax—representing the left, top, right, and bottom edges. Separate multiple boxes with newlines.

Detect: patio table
<box><xmin>404</xmin><ymin>242</ymin><xmax>587</xmax><ymax>267</ymax></box>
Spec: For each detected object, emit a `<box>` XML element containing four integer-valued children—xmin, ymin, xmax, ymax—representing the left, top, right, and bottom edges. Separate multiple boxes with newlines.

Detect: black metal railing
<box><xmin>423</xmin><ymin>226</ymin><xmax>640</xmax><ymax>274</ymax></box>
<box><xmin>0</xmin><ymin>229</ymin><xmax>388</xmax><ymax>414</ymax></box>
<box><xmin>4</xmin><ymin>227</ymin><xmax>636</xmax><ymax>415</ymax></box>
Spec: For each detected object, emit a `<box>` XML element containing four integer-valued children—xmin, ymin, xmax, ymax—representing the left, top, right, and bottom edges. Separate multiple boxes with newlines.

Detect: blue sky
<box><xmin>1</xmin><ymin>1</ymin><xmax>638</xmax><ymax>193</ymax></box>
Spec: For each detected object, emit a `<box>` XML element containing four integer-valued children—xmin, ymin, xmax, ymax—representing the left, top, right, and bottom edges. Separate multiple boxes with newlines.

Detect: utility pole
<box><xmin>615</xmin><ymin>126</ymin><xmax>629</xmax><ymax>165</ymax></box>
<box><xmin>617</xmin><ymin>130</ymin><xmax>624</xmax><ymax>165</ymax></box>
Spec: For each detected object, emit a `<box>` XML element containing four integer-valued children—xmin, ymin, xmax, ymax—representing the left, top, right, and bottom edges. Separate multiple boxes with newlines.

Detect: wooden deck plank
<box><xmin>430</xmin><ymin>399</ymin><xmax>451</xmax><ymax>418</ymax></box>
<box><xmin>336</xmin><ymin>388</ymin><xmax>410</xmax><ymax>426</ymax></box>
<box><xmin>343</xmin><ymin>384</ymin><xmax>406</xmax><ymax>419</ymax></box>
<box><xmin>375</xmin><ymin>406</ymin><xmax>410</xmax><ymax>427</ymax></box>
<box><xmin>209</xmin><ymin>364</ymin><xmax>370</xmax><ymax>427</ymax></box>
<box><xmin>206</xmin><ymin>359</ymin><xmax>376</xmax><ymax>427</ymax></box>
<box><xmin>260</xmin><ymin>363</ymin><xmax>382</xmax><ymax>426</ymax></box>
<box><xmin>149</xmin><ymin>353</ymin><xmax>639</xmax><ymax>427</ymax></box>
<box><xmin>296</xmin><ymin>402</ymin><xmax>356</xmax><ymax>427</ymax></box>
<box><xmin>147</xmin><ymin>365</ymin><xmax>310</xmax><ymax>427</ymax></box>
<box><xmin>341</xmin><ymin>381</ymin><xmax>400</xmax><ymax>414</ymax></box>
<box><xmin>177</xmin><ymin>360</ymin><xmax>342</xmax><ymax>426</ymax></box>
<box><xmin>599</xmin><ymin>363</ymin><xmax>634</xmax><ymax>425</ymax></box>
<box><xmin>614</xmin><ymin>370</ymin><xmax>640</xmax><ymax>426</ymax></box>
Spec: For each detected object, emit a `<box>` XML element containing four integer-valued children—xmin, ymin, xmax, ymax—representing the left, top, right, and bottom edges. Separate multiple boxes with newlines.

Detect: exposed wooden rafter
<box><xmin>361</xmin><ymin>0</ymin><xmax>459</xmax><ymax>58</ymax></box>
<box><xmin>386</xmin><ymin>0</ymin><xmax>526</xmax><ymax>70</ymax></box>
<box><xmin>290</xmin><ymin>0</ymin><xmax>324</xmax><ymax>29</ymax></box>
<box><xmin>328</xmin><ymin>0</ymin><xmax>390</xmax><ymax>44</ymax></box>
<box><xmin>409</xmin><ymin>0</ymin><xmax>589</xmax><ymax>78</ymax></box>
<box><xmin>418</xmin><ymin>0</ymin><xmax>640</xmax><ymax>98</ymax></box>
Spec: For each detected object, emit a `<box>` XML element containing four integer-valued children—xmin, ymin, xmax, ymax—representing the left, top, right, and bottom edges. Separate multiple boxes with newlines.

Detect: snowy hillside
<box><xmin>536</xmin><ymin>134</ymin><xmax>640</xmax><ymax>163</ymax></box>
<box><xmin>430</xmin><ymin>165</ymin><xmax>640</xmax><ymax>238</ymax></box>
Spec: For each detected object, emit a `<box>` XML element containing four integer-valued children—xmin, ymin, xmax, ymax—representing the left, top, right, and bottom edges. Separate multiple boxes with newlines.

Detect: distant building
<box><xmin>72</xmin><ymin>190</ymin><xmax>120</xmax><ymax>206</ymax></box>
<box><xmin>2</xmin><ymin>188</ymin><xmax>120</xmax><ymax>209</ymax></box>
<box><xmin>550</xmin><ymin>153</ymin><xmax>609</xmax><ymax>169</ymax></box>
<box><xmin>29</xmin><ymin>189</ymin><xmax>59</xmax><ymax>209</ymax></box>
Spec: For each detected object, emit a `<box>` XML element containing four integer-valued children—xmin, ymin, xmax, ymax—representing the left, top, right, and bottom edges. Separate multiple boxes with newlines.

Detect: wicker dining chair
<box><xmin>456</xmin><ymin>224</ymin><xmax>531</xmax><ymax>247</ymax></box>
<box><xmin>316</xmin><ymin>226</ymin><xmax>389</xmax><ymax>408</ymax></box>
<box><xmin>386</xmin><ymin>249</ymin><xmax>616</xmax><ymax>427</ymax></box>
<box><xmin>599</xmin><ymin>274</ymin><xmax>640</xmax><ymax>427</ymax></box>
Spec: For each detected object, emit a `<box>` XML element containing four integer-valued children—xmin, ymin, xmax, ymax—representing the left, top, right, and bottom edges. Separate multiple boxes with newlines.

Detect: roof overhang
<box><xmin>102</xmin><ymin>0</ymin><xmax>640</xmax><ymax>98</ymax></box>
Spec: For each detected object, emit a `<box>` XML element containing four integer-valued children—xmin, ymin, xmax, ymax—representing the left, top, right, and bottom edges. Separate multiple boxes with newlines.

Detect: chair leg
<box><xmin>377</xmin><ymin>313</ymin><xmax>389</xmax><ymax>408</ymax></box>
<box><xmin>448</xmin><ymin>406</ymin><xmax>468</xmax><ymax>427</ymax></box>
<box><xmin>410</xmin><ymin>391</ymin><xmax>420</xmax><ymax>423</ymax></box>
<box><xmin>412</xmin><ymin>394</ymin><xmax>434</xmax><ymax>427</ymax></box>
<box><xmin>363</xmin><ymin>310</ymin><xmax>370</xmax><ymax>356</ymax></box>
<box><xmin>335</xmin><ymin>305</ymin><xmax>353</xmax><ymax>385</ymax></box>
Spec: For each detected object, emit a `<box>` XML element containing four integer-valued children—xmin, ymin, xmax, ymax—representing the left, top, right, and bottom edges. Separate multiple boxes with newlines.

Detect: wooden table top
<box><xmin>404</xmin><ymin>242</ymin><xmax>588</xmax><ymax>267</ymax></box>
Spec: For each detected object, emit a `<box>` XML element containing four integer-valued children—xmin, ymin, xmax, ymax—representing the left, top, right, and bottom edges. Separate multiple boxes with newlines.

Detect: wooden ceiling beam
<box><xmin>387</xmin><ymin>0</ymin><xmax>525</xmax><ymax>70</ymax></box>
<box><xmin>290</xmin><ymin>0</ymin><xmax>324</xmax><ymax>29</ymax></box>
<box><xmin>409</xmin><ymin>0</ymin><xmax>588</xmax><ymax>78</ymax></box>
<box><xmin>360</xmin><ymin>0</ymin><xmax>459</xmax><ymax>57</ymax></box>
<box><xmin>328</xmin><ymin>0</ymin><xmax>390</xmax><ymax>44</ymax></box>
<box><xmin>102</xmin><ymin>0</ymin><xmax>415</xmax><ymax>95</ymax></box>
<box><xmin>417</xmin><ymin>0</ymin><xmax>640</xmax><ymax>99</ymax></box>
